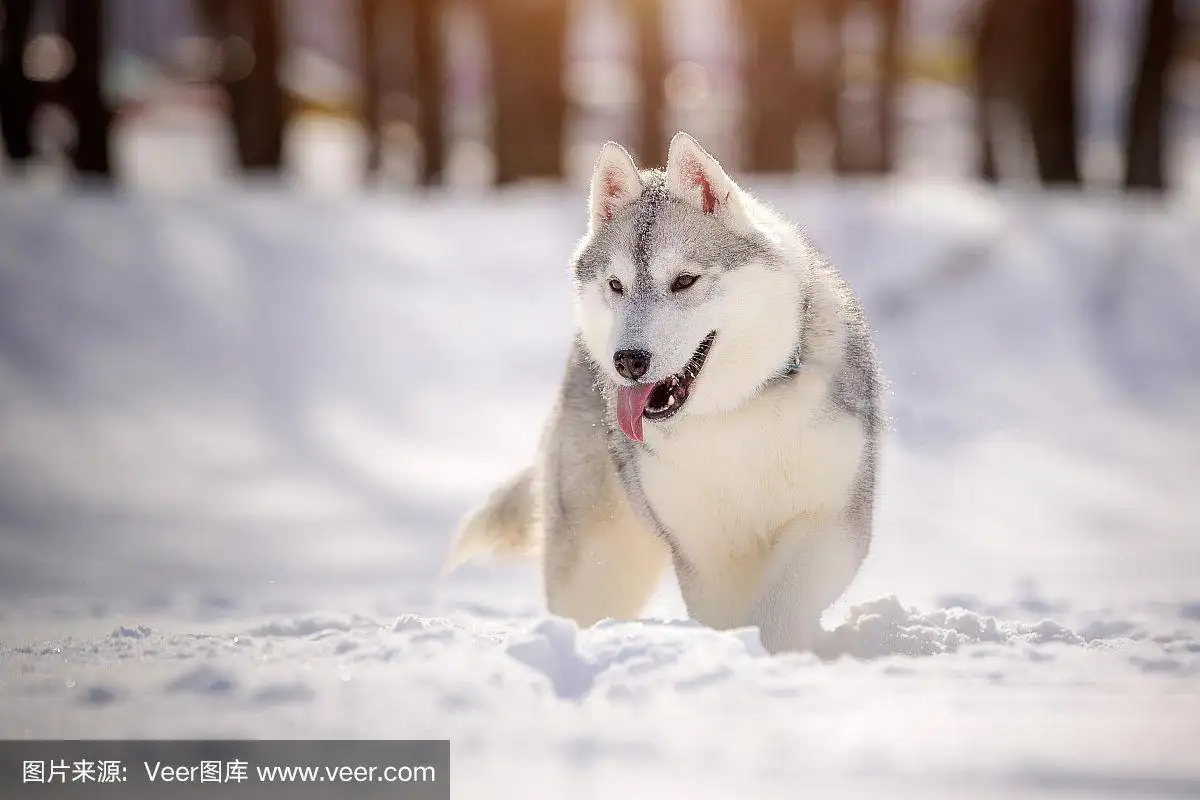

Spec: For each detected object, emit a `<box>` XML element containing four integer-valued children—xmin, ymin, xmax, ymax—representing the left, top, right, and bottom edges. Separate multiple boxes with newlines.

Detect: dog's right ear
<box><xmin>588</xmin><ymin>141</ymin><xmax>642</xmax><ymax>233</ymax></box>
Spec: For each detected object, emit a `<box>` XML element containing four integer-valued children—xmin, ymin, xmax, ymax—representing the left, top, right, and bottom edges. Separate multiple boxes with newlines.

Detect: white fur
<box><xmin>445</xmin><ymin>133</ymin><xmax>879</xmax><ymax>655</ymax></box>
<box><xmin>633</xmin><ymin>231</ymin><xmax>864</xmax><ymax>635</ymax></box>
<box><xmin>665</xmin><ymin>132</ymin><xmax>755</xmax><ymax>235</ymax></box>
<box><xmin>588</xmin><ymin>141</ymin><xmax>642</xmax><ymax>234</ymax></box>
<box><xmin>639</xmin><ymin>376</ymin><xmax>865</xmax><ymax>628</ymax></box>
<box><xmin>583</xmin><ymin>138</ymin><xmax>868</xmax><ymax>646</ymax></box>
<box><xmin>668</xmin><ymin>257</ymin><xmax>804</xmax><ymax>415</ymax></box>
<box><xmin>538</xmin><ymin>466</ymin><xmax>670</xmax><ymax>627</ymax></box>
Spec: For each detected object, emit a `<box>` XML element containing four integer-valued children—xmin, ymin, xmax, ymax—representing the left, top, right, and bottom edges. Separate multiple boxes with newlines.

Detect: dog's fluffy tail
<box><xmin>440</xmin><ymin>467</ymin><xmax>538</xmax><ymax>576</ymax></box>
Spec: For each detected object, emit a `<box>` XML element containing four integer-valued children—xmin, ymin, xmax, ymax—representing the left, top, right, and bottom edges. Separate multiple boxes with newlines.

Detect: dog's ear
<box><xmin>588</xmin><ymin>141</ymin><xmax>643</xmax><ymax>232</ymax></box>
<box><xmin>666</xmin><ymin>132</ymin><xmax>749</xmax><ymax>228</ymax></box>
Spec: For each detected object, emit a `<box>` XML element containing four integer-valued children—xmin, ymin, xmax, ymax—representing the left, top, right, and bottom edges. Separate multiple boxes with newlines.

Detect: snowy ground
<box><xmin>1</xmin><ymin>155</ymin><xmax>1199</xmax><ymax>797</ymax></box>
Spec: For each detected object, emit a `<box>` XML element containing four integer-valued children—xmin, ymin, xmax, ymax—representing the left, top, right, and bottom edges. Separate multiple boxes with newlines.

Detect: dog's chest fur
<box><xmin>635</xmin><ymin>375</ymin><xmax>865</xmax><ymax>570</ymax></box>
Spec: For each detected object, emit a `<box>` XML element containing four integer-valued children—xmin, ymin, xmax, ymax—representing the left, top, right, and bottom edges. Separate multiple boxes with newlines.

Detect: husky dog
<box><xmin>443</xmin><ymin>132</ymin><xmax>885</xmax><ymax>654</ymax></box>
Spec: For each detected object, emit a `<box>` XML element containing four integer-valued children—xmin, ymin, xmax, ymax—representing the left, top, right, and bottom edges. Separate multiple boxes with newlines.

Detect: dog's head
<box><xmin>570</xmin><ymin>133</ymin><xmax>805</xmax><ymax>442</ymax></box>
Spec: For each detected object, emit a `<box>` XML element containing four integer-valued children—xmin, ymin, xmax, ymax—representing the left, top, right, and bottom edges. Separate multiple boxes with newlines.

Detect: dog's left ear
<box><xmin>588</xmin><ymin>141</ymin><xmax>643</xmax><ymax>233</ymax></box>
<box><xmin>665</xmin><ymin>132</ymin><xmax>750</xmax><ymax>230</ymax></box>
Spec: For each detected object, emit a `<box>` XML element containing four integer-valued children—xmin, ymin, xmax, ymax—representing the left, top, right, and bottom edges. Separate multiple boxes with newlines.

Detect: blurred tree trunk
<box><xmin>629</xmin><ymin>0</ymin><xmax>666</xmax><ymax>168</ymax></box>
<box><xmin>738</xmin><ymin>0</ymin><xmax>798</xmax><ymax>173</ymax></box>
<box><xmin>358</xmin><ymin>0</ymin><xmax>444</xmax><ymax>185</ymax></box>
<box><xmin>482</xmin><ymin>0</ymin><xmax>569</xmax><ymax>185</ymax></box>
<box><xmin>972</xmin><ymin>0</ymin><xmax>1006</xmax><ymax>182</ymax></box>
<box><xmin>1123</xmin><ymin>0</ymin><xmax>1179</xmax><ymax>192</ymax></box>
<box><xmin>199</xmin><ymin>0</ymin><xmax>287</xmax><ymax>174</ymax></box>
<box><xmin>357</xmin><ymin>0</ymin><xmax>384</xmax><ymax>176</ymax></box>
<box><xmin>794</xmin><ymin>1</ymin><xmax>828</xmax><ymax>147</ymax></box>
<box><xmin>233</xmin><ymin>0</ymin><xmax>285</xmax><ymax>173</ymax></box>
<box><xmin>1027</xmin><ymin>0</ymin><xmax>1078</xmax><ymax>185</ymax></box>
<box><xmin>411</xmin><ymin>0</ymin><xmax>444</xmax><ymax>185</ymax></box>
<box><xmin>973</xmin><ymin>0</ymin><xmax>1078</xmax><ymax>186</ymax></box>
<box><xmin>62</xmin><ymin>0</ymin><xmax>113</xmax><ymax>180</ymax></box>
<box><xmin>0</xmin><ymin>0</ymin><xmax>37</xmax><ymax>169</ymax></box>
<box><xmin>818</xmin><ymin>0</ymin><xmax>846</xmax><ymax>173</ymax></box>
<box><xmin>828</xmin><ymin>0</ymin><xmax>902</xmax><ymax>175</ymax></box>
<box><xmin>873</xmin><ymin>0</ymin><xmax>900</xmax><ymax>174</ymax></box>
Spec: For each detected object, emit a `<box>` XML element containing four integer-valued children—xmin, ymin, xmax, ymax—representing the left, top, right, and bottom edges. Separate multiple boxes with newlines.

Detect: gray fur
<box><xmin>827</xmin><ymin>280</ymin><xmax>886</xmax><ymax>551</ymax></box>
<box><xmin>536</xmin><ymin>342</ymin><xmax>617</xmax><ymax>585</ymax></box>
<box><xmin>446</xmin><ymin>134</ymin><xmax>886</xmax><ymax>653</ymax></box>
<box><xmin>574</xmin><ymin>170</ymin><xmax>773</xmax><ymax>287</ymax></box>
<box><xmin>840</xmin><ymin>332</ymin><xmax>881</xmax><ymax>553</ymax></box>
<box><xmin>630</xmin><ymin>173</ymin><xmax>673</xmax><ymax>281</ymax></box>
<box><xmin>560</xmin><ymin>341</ymin><xmax>694</xmax><ymax>574</ymax></box>
<box><xmin>573</xmin><ymin>238</ymin><xmax>610</xmax><ymax>286</ymax></box>
<box><xmin>605</xmin><ymin>413</ymin><xmax>693</xmax><ymax>575</ymax></box>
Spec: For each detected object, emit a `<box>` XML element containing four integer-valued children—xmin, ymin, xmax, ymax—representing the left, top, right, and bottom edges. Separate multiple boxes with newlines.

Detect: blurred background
<box><xmin>4</xmin><ymin>2</ymin><xmax>1200</xmax><ymax>780</ymax></box>
<box><xmin>0</xmin><ymin>0</ymin><xmax>1198</xmax><ymax>615</ymax></box>
<box><xmin>0</xmin><ymin>0</ymin><xmax>1197</xmax><ymax>194</ymax></box>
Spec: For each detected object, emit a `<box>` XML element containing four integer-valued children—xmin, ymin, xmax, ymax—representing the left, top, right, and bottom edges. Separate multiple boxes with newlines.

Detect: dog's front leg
<box><xmin>541</xmin><ymin>483</ymin><xmax>670</xmax><ymax>628</ymax></box>
<box><xmin>745</xmin><ymin>519</ymin><xmax>870</xmax><ymax>654</ymax></box>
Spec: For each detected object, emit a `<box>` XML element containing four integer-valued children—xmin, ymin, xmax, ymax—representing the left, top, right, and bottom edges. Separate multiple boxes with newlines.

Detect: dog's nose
<box><xmin>613</xmin><ymin>349</ymin><xmax>652</xmax><ymax>381</ymax></box>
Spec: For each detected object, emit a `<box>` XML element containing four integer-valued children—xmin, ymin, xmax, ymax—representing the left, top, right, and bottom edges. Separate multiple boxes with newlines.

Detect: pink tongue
<box><xmin>616</xmin><ymin>384</ymin><xmax>657</xmax><ymax>442</ymax></box>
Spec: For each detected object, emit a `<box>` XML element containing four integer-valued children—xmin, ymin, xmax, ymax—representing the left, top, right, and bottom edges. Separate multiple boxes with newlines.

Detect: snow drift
<box><xmin>1</xmin><ymin>179</ymin><xmax>1198</xmax><ymax>798</ymax></box>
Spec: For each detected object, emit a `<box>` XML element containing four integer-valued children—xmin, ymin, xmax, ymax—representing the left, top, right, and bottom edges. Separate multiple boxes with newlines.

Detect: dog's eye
<box><xmin>671</xmin><ymin>274</ymin><xmax>698</xmax><ymax>292</ymax></box>
<box><xmin>608</xmin><ymin>278</ymin><xmax>624</xmax><ymax>295</ymax></box>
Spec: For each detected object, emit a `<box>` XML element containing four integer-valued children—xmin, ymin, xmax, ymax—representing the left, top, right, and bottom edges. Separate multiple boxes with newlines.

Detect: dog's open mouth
<box><xmin>615</xmin><ymin>332</ymin><xmax>716</xmax><ymax>442</ymax></box>
<box><xmin>643</xmin><ymin>332</ymin><xmax>716</xmax><ymax>420</ymax></box>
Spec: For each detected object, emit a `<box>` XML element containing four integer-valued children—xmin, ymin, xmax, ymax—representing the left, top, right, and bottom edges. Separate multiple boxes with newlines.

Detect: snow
<box><xmin>1</xmin><ymin>161</ymin><xmax>1200</xmax><ymax>797</ymax></box>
